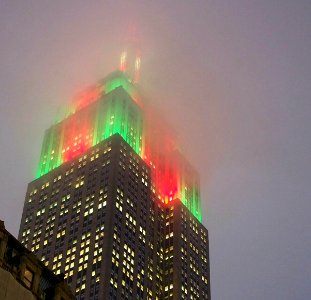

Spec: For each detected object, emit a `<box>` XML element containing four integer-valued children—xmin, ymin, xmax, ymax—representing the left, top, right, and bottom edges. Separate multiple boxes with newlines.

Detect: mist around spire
<box><xmin>119</xmin><ymin>24</ymin><xmax>141</xmax><ymax>83</ymax></box>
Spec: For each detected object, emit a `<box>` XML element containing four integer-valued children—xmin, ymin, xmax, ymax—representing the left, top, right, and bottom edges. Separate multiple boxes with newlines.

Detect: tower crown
<box><xmin>119</xmin><ymin>26</ymin><xmax>141</xmax><ymax>83</ymax></box>
<box><xmin>35</xmin><ymin>47</ymin><xmax>201</xmax><ymax>222</ymax></box>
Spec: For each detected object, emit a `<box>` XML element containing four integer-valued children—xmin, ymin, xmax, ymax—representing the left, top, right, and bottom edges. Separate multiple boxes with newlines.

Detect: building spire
<box><xmin>119</xmin><ymin>24</ymin><xmax>141</xmax><ymax>83</ymax></box>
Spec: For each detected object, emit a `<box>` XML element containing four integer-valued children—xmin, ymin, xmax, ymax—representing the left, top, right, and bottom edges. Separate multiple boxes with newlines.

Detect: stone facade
<box><xmin>0</xmin><ymin>220</ymin><xmax>75</xmax><ymax>300</ymax></box>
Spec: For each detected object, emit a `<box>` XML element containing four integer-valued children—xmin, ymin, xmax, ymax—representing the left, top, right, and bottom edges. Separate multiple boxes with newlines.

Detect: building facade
<box><xmin>19</xmin><ymin>51</ymin><xmax>210</xmax><ymax>299</ymax></box>
<box><xmin>0</xmin><ymin>220</ymin><xmax>75</xmax><ymax>300</ymax></box>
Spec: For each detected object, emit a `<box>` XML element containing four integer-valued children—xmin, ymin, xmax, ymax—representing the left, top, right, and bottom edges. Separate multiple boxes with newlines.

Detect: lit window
<box><xmin>23</xmin><ymin>268</ymin><xmax>34</xmax><ymax>288</ymax></box>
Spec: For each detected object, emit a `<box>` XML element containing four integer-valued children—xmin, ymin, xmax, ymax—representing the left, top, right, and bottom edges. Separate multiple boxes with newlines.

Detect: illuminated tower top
<box><xmin>35</xmin><ymin>46</ymin><xmax>202</xmax><ymax>221</ymax></box>
<box><xmin>119</xmin><ymin>26</ymin><xmax>141</xmax><ymax>83</ymax></box>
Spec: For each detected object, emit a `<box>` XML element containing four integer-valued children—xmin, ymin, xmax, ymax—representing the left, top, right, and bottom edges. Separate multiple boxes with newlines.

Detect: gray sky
<box><xmin>0</xmin><ymin>1</ymin><xmax>310</xmax><ymax>299</ymax></box>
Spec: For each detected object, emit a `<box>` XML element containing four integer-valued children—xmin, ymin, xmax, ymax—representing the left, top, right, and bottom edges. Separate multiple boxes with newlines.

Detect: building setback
<box><xmin>18</xmin><ymin>50</ymin><xmax>210</xmax><ymax>299</ymax></box>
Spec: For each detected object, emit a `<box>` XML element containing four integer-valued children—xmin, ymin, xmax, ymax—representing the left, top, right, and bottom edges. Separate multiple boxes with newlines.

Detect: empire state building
<box><xmin>19</xmin><ymin>46</ymin><xmax>211</xmax><ymax>300</ymax></box>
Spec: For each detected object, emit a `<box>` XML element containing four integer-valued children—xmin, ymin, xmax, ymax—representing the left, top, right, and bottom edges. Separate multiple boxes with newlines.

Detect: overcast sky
<box><xmin>0</xmin><ymin>1</ymin><xmax>310</xmax><ymax>299</ymax></box>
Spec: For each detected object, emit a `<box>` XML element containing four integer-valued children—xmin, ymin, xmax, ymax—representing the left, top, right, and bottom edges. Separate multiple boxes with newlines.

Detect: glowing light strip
<box><xmin>36</xmin><ymin>72</ymin><xmax>202</xmax><ymax>221</ymax></box>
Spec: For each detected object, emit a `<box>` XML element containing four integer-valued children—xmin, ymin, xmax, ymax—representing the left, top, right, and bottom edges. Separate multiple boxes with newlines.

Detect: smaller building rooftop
<box><xmin>0</xmin><ymin>220</ymin><xmax>75</xmax><ymax>300</ymax></box>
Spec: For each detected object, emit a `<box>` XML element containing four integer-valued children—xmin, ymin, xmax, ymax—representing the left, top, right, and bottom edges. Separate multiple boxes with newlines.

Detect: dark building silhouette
<box><xmin>0</xmin><ymin>220</ymin><xmax>75</xmax><ymax>300</ymax></box>
<box><xmin>18</xmin><ymin>50</ymin><xmax>210</xmax><ymax>299</ymax></box>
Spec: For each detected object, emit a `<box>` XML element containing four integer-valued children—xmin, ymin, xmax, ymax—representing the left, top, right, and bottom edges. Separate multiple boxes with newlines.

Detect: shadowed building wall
<box><xmin>0</xmin><ymin>220</ymin><xmax>75</xmax><ymax>300</ymax></box>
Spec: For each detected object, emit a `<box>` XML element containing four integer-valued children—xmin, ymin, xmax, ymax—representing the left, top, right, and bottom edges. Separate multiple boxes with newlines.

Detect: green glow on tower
<box><xmin>104</xmin><ymin>72</ymin><xmax>139</xmax><ymax>105</ymax></box>
<box><xmin>37</xmin><ymin>84</ymin><xmax>142</xmax><ymax>178</ymax></box>
<box><xmin>177</xmin><ymin>157</ymin><xmax>202</xmax><ymax>222</ymax></box>
<box><xmin>35</xmin><ymin>71</ymin><xmax>202</xmax><ymax>222</ymax></box>
<box><xmin>93</xmin><ymin>88</ymin><xmax>143</xmax><ymax>156</ymax></box>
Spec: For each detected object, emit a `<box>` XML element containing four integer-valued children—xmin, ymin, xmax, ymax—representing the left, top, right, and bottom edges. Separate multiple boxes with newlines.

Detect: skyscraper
<box><xmin>19</xmin><ymin>47</ymin><xmax>210</xmax><ymax>299</ymax></box>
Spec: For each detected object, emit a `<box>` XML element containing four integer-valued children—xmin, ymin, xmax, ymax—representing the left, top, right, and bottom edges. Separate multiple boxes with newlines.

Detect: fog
<box><xmin>1</xmin><ymin>1</ymin><xmax>311</xmax><ymax>299</ymax></box>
